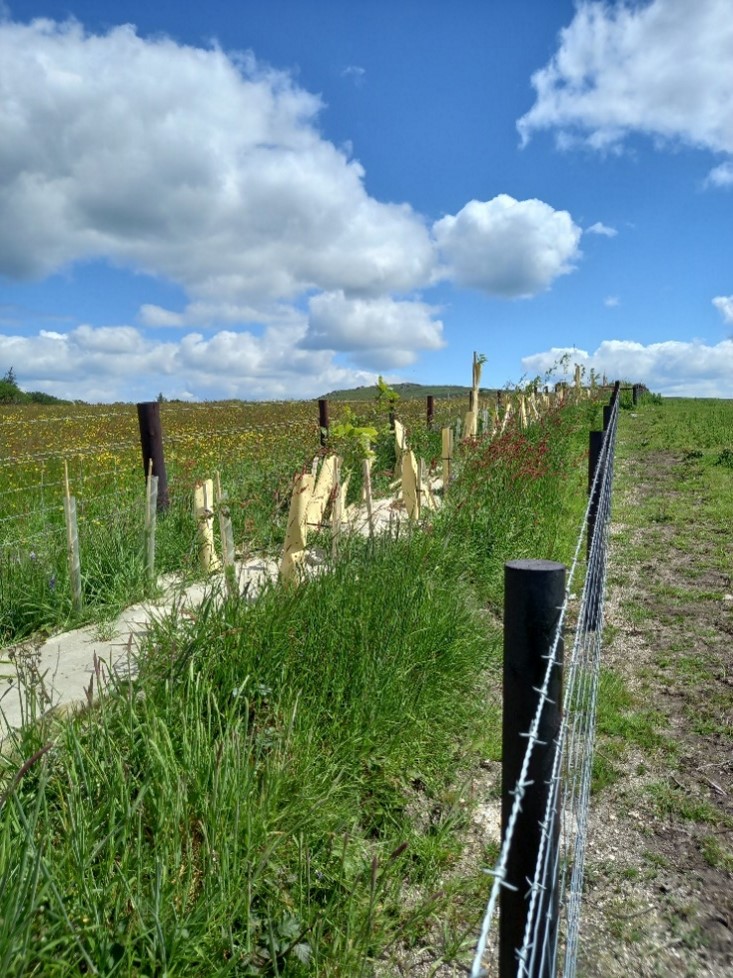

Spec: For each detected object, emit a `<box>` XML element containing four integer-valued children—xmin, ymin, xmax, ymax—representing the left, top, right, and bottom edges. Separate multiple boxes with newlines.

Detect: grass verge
<box><xmin>0</xmin><ymin>399</ymin><xmax>597</xmax><ymax>976</ymax></box>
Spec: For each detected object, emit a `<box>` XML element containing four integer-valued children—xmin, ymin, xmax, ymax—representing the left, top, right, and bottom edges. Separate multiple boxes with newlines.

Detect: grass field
<box><xmin>579</xmin><ymin>396</ymin><xmax>733</xmax><ymax>978</ymax></box>
<box><xmin>0</xmin><ymin>392</ymin><xmax>600</xmax><ymax>976</ymax></box>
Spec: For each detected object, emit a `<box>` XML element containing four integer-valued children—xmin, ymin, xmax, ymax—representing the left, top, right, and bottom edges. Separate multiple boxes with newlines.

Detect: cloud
<box><xmin>604</xmin><ymin>296</ymin><xmax>620</xmax><ymax>308</ymax></box>
<box><xmin>518</xmin><ymin>0</ymin><xmax>733</xmax><ymax>170</ymax></box>
<box><xmin>0</xmin><ymin>17</ymin><xmax>590</xmax><ymax>391</ymax></box>
<box><xmin>138</xmin><ymin>299</ymin><xmax>305</xmax><ymax>329</ymax></box>
<box><xmin>586</xmin><ymin>222</ymin><xmax>617</xmax><ymax>237</ymax></box>
<box><xmin>522</xmin><ymin>338</ymin><xmax>733</xmax><ymax>397</ymax></box>
<box><xmin>302</xmin><ymin>291</ymin><xmax>445</xmax><ymax>369</ymax></box>
<box><xmin>432</xmin><ymin>195</ymin><xmax>582</xmax><ymax>298</ymax></box>
<box><xmin>712</xmin><ymin>295</ymin><xmax>733</xmax><ymax>324</ymax></box>
<box><xmin>705</xmin><ymin>162</ymin><xmax>733</xmax><ymax>188</ymax></box>
<box><xmin>0</xmin><ymin>323</ymin><xmax>379</xmax><ymax>402</ymax></box>
<box><xmin>139</xmin><ymin>305</ymin><xmax>185</xmax><ymax>328</ymax></box>
<box><xmin>341</xmin><ymin>65</ymin><xmax>366</xmax><ymax>85</ymax></box>
<box><xmin>0</xmin><ymin>18</ymin><xmax>434</xmax><ymax>299</ymax></box>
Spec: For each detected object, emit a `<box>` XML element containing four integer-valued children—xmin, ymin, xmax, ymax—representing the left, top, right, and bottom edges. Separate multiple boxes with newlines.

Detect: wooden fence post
<box><xmin>194</xmin><ymin>479</ymin><xmax>221</xmax><ymax>574</ymax></box>
<box><xmin>441</xmin><ymin>427</ymin><xmax>453</xmax><ymax>488</ymax></box>
<box><xmin>362</xmin><ymin>458</ymin><xmax>375</xmax><ymax>535</ymax></box>
<box><xmin>427</xmin><ymin>395</ymin><xmax>435</xmax><ymax>430</ymax></box>
<box><xmin>215</xmin><ymin>472</ymin><xmax>236</xmax><ymax>595</ymax></box>
<box><xmin>63</xmin><ymin>461</ymin><xmax>82</xmax><ymax>612</ymax></box>
<box><xmin>137</xmin><ymin>402</ymin><xmax>169</xmax><ymax>511</ymax></box>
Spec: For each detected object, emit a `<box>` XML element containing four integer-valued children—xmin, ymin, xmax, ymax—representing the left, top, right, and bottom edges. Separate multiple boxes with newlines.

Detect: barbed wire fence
<box><xmin>471</xmin><ymin>384</ymin><xmax>620</xmax><ymax>978</ymax></box>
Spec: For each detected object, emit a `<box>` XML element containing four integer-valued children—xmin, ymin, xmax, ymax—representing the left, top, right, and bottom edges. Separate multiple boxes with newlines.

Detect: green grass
<box><xmin>701</xmin><ymin>836</ymin><xmax>733</xmax><ymax>872</ymax></box>
<box><xmin>0</xmin><ymin>398</ymin><xmax>599</xmax><ymax>976</ymax></box>
<box><xmin>591</xmin><ymin>669</ymin><xmax>671</xmax><ymax>792</ymax></box>
<box><xmin>603</xmin><ymin>393</ymin><xmax>733</xmax><ymax>746</ymax></box>
<box><xmin>647</xmin><ymin>782</ymin><xmax>733</xmax><ymax>827</ymax></box>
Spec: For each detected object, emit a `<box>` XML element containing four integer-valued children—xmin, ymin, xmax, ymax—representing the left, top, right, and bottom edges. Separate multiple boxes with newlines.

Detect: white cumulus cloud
<box><xmin>0</xmin><ymin>17</ymin><xmax>590</xmax><ymax>394</ymax></box>
<box><xmin>303</xmin><ymin>291</ymin><xmax>445</xmax><ymax>369</ymax></box>
<box><xmin>712</xmin><ymin>295</ymin><xmax>733</xmax><ymax>324</ymax></box>
<box><xmin>0</xmin><ymin>323</ymin><xmax>379</xmax><ymax>402</ymax></box>
<box><xmin>518</xmin><ymin>0</ymin><xmax>733</xmax><ymax>169</ymax></box>
<box><xmin>522</xmin><ymin>338</ymin><xmax>733</xmax><ymax>397</ymax></box>
<box><xmin>0</xmin><ymin>18</ymin><xmax>434</xmax><ymax>300</ymax></box>
<box><xmin>432</xmin><ymin>195</ymin><xmax>582</xmax><ymax>298</ymax></box>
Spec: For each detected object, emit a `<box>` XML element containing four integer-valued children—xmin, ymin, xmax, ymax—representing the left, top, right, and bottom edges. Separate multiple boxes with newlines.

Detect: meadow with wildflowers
<box><xmin>0</xmin><ymin>395</ymin><xmax>468</xmax><ymax>642</ymax></box>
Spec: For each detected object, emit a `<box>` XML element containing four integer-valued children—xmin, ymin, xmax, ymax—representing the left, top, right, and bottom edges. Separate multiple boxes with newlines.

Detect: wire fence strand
<box><xmin>470</xmin><ymin>394</ymin><xmax>620</xmax><ymax>978</ymax></box>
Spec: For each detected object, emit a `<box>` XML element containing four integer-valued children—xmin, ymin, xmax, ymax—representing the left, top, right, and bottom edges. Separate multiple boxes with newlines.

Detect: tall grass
<box><xmin>0</xmin><ymin>397</ymin><xmax>597</xmax><ymax>976</ymax></box>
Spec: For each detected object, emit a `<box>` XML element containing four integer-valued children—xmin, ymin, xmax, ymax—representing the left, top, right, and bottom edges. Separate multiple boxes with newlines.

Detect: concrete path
<box><xmin>0</xmin><ymin>557</ymin><xmax>279</xmax><ymax>740</ymax></box>
<box><xmin>0</xmin><ymin>492</ymin><xmax>426</xmax><ymax>741</ymax></box>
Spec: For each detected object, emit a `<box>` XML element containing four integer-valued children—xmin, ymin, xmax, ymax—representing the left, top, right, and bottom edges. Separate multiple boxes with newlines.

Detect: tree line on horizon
<box><xmin>0</xmin><ymin>367</ymin><xmax>69</xmax><ymax>405</ymax></box>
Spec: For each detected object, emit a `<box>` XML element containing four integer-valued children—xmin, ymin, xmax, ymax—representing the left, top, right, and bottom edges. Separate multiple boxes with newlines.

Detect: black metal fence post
<box><xmin>136</xmin><ymin>402</ymin><xmax>169</xmax><ymax>512</ymax></box>
<box><xmin>501</xmin><ymin>559</ymin><xmax>565</xmax><ymax>978</ymax></box>
<box><xmin>318</xmin><ymin>398</ymin><xmax>330</xmax><ymax>447</ymax></box>
<box><xmin>603</xmin><ymin>382</ymin><xmax>620</xmax><ymax>430</ymax></box>
<box><xmin>587</xmin><ymin>430</ymin><xmax>604</xmax><ymax>559</ymax></box>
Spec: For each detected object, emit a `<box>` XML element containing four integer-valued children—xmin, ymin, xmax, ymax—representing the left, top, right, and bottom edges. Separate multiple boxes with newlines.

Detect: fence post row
<box><xmin>501</xmin><ymin>559</ymin><xmax>565</xmax><ymax>978</ymax></box>
<box><xmin>136</xmin><ymin>402</ymin><xmax>169</xmax><ymax>511</ymax></box>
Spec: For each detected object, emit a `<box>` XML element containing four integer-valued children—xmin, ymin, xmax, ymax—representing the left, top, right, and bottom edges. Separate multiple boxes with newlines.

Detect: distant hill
<box><xmin>319</xmin><ymin>382</ymin><xmax>494</xmax><ymax>402</ymax></box>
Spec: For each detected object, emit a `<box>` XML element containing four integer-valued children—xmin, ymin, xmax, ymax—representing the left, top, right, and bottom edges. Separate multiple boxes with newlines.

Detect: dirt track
<box><xmin>578</xmin><ymin>429</ymin><xmax>732</xmax><ymax>977</ymax></box>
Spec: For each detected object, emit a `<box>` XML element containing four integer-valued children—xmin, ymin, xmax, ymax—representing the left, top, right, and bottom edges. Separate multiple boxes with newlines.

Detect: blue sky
<box><xmin>1</xmin><ymin>0</ymin><xmax>732</xmax><ymax>402</ymax></box>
